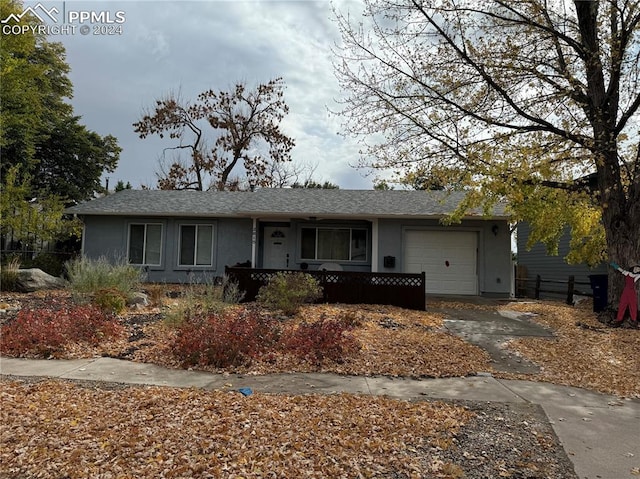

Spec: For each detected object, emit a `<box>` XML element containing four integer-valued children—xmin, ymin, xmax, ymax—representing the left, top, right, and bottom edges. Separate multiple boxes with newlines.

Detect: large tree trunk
<box><xmin>574</xmin><ymin>0</ymin><xmax>639</xmax><ymax>309</ymax></box>
<box><xmin>600</xmin><ymin>159</ymin><xmax>640</xmax><ymax>307</ymax></box>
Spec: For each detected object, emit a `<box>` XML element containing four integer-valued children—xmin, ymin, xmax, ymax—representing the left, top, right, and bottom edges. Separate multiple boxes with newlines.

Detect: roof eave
<box><xmin>67</xmin><ymin>210</ymin><xmax>510</xmax><ymax>221</ymax></box>
<box><xmin>237</xmin><ymin>212</ymin><xmax>510</xmax><ymax>220</ymax></box>
<box><xmin>69</xmin><ymin>211</ymin><xmax>243</xmax><ymax>218</ymax></box>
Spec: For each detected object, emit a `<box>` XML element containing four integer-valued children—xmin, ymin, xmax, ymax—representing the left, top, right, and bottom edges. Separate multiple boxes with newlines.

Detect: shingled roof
<box><xmin>238</xmin><ymin>189</ymin><xmax>506</xmax><ymax>218</ymax></box>
<box><xmin>66</xmin><ymin>188</ymin><xmax>508</xmax><ymax>219</ymax></box>
<box><xmin>65</xmin><ymin>190</ymin><xmax>246</xmax><ymax>217</ymax></box>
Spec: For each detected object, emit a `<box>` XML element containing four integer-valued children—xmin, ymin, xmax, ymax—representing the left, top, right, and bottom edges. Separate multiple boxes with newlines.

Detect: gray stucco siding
<box><xmin>82</xmin><ymin>216</ymin><xmax>128</xmax><ymax>263</ymax></box>
<box><xmin>479</xmin><ymin>220</ymin><xmax>512</xmax><ymax>295</ymax></box>
<box><xmin>79</xmin><ymin>215</ymin><xmax>252</xmax><ymax>283</ymax></box>
<box><xmin>215</xmin><ymin>218</ymin><xmax>253</xmax><ymax>272</ymax></box>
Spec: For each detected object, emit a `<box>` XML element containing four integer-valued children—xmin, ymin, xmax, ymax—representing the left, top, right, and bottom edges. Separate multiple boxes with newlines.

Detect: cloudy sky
<box><xmin>23</xmin><ymin>0</ymin><xmax>375</xmax><ymax>189</ymax></box>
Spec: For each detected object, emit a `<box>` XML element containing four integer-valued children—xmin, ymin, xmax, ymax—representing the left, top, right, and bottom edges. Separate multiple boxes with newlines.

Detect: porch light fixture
<box><xmin>492</xmin><ymin>224</ymin><xmax>499</xmax><ymax>236</ymax></box>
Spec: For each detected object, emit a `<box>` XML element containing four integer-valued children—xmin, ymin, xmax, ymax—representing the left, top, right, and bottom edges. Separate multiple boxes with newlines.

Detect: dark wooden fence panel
<box><xmin>225</xmin><ymin>267</ymin><xmax>426</xmax><ymax>311</ymax></box>
<box><xmin>517</xmin><ymin>274</ymin><xmax>593</xmax><ymax>304</ymax></box>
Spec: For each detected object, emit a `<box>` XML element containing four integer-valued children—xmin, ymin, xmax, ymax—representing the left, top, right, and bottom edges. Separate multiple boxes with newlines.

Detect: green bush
<box><xmin>257</xmin><ymin>272</ymin><xmax>322</xmax><ymax>315</ymax></box>
<box><xmin>163</xmin><ymin>281</ymin><xmax>227</xmax><ymax>327</ymax></box>
<box><xmin>66</xmin><ymin>256</ymin><xmax>142</xmax><ymax>301</ymax></box>
<box><xmin>28</xmin><ymin>253</ymin><xmax>67</xmax><ymax>277</ymax></box>
<box><xmin>93</xmin><ymin>287</ymin><xmax>128</xmax><ymax>314</ymax></box>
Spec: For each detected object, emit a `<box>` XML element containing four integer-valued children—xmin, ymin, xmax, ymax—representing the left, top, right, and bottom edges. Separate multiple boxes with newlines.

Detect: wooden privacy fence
<box><xmin>517</xmin><ymin>274</ymin><xmax>594</xmax><ymax>305</ymax></box>
<box><xmin>225</xmin><ymin>267</ymin><xmax>426</xmax><ymax>311</ymax></box>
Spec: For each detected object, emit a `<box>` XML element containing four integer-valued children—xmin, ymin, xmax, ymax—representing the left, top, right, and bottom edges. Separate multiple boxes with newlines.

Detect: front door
<box><xmin>263</xmin><ymin>227</ymin><xmax>290</xmax><ymax>269</ymax></box>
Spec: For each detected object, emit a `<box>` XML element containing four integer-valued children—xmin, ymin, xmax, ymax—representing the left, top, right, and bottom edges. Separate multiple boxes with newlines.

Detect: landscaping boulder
<box><xmin>127</xmin><ymin>291</ymin><xmax>149</xmax><ymax>309</ymax></box>
<box><xmin>16</xmin><ymin>268</ymin><xmax>67</xmax><ymax>292</ymax></box>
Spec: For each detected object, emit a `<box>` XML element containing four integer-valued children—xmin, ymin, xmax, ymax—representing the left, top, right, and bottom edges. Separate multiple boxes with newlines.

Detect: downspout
<box><xmin>80</xmin><ymin>220</ymin><xmax>86</xmax><ymax>256</ymax></box>
<box><xmin>371</xmin><ymin>218</ymin><xmax>379</xmax><ymax>272</ymax></box>
<box><xmin>251</xmin><ymin>217</ymin><xmax>257</xmax><ymax>268</ymax></box>
<box><xmin>74</xmin><ymin>214</ymin><xmax>85</xmax><ymax>256</ymax></box>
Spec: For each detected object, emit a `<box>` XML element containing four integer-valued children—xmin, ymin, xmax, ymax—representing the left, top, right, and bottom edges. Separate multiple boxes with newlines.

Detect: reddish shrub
<box><xmin>0</xmin><ymin>304</ymin><xmax>123</xmax><ymax>357</ymax></box>
<box><xmin>170</xmin><ymin>309</ymin><xmax>281</xmax><ymax>368</ymax></box>
<box><xmin>282</xmin><ymin>315</ymin><xmax>360</xmax><ymax>364</ymax></box>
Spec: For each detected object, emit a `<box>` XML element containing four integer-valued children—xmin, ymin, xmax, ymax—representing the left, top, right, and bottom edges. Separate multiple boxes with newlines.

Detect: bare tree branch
<box><xmin>134</xmin><ymin>79</ymin><xmax>295</xmax><ymax>190</ymax></box>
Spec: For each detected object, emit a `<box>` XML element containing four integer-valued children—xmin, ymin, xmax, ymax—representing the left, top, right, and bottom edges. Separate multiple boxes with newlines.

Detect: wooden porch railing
<box><xmin>225</xmin><ymin>267</ymin><xmax>426</xmax><ymax>311</ymax></box>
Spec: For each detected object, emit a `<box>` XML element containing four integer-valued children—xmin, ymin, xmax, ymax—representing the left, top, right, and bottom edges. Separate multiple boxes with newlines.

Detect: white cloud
<box><xmin>27</xmin><ymin>0</ymin><xmax>372</xmax><ymax>189</ymax></box>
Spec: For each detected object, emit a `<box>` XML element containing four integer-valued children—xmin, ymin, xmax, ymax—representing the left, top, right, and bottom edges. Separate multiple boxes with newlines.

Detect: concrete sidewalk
<box><xmin>1</xmin><ymin>356</ymin><xmax>639</xmax><ymax>478</ymax></box>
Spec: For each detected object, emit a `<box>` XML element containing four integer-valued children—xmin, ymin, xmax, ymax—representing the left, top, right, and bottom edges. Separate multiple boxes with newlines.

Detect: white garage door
<box><xmin>404</xmin><ymin>230</ymin><xmax>478</xmax><ymax>295</ymax></box>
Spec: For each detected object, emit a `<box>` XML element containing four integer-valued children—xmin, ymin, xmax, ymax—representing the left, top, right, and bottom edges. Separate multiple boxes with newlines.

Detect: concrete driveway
<box><xmin>430</xmin><ymin>298</ymin><xmax>555</xmax><ymax>374</ymax></box>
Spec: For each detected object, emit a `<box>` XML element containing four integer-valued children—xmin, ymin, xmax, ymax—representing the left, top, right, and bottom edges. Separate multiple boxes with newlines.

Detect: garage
<box><xmin>404</xmin><ymin>230</ymin><xmax>478</xmax><ymax>295</ymax></box>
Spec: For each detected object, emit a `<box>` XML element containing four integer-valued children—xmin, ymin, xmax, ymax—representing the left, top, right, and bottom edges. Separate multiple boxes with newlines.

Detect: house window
<box><xmin>128</xmin><ymin>224</ymin><xmax>162</xmax><ymax>266</ymax></box>
<box><xmin>300</xmin><ymin>227</ymin><xmax>367</xmax><ymax>262</ymax></box>
<box><xmin>179</xmin><ymin>224</ymin><xmax>214</xmax><ymax>266</ymax></box>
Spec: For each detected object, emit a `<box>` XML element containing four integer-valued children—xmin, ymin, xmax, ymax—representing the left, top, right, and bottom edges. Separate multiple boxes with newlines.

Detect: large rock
<box><xmin>16</xmin><ymin>268</ymin><xmax>67</xmax><ymax>292</ymax></box>
<box><xmin>127</xmin><ymin>291</ymin><xmax>149</xmax><ymax>309</ymax></box>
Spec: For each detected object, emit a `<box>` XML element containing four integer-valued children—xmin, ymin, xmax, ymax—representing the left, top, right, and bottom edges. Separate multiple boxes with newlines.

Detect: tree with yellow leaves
<box><xmin>333</xmin><ymin>0</ymin><xmax>639</xmax><ymax>303</ymax></box>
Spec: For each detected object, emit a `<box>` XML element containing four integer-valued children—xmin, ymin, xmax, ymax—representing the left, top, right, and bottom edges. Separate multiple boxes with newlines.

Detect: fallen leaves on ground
<box><xmin>497</xmin><ymin>301</ymin><xmax>640</xmax><ymax>398</ymax></box>
<box><xmin>0</xmin><ymin>292</ymin><xmax>612</xmax><ymax>479</ymax></box>
<box><xmin>142</xmin><ymin>303</ymin><xmax>490</xmax><ymax>378</ymax></box>
<box><xmin>1</xmin><ymin>294</ymin><xmax>492</xmax><ymax>379</ymax></box>
<box><xmin>1</xmin><ymin>291</ymin><xmax>638</xmax><ymax>398</ymax></box>
<box><xmin>1</xmin><ymin>379</ymin><xmax>475</xmax><ymax>478</ymax></box>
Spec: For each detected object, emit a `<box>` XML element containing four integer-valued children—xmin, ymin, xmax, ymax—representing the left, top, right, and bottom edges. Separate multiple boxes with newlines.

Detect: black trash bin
<box><xmin>589</xmin><ymin>274</ymin><xmax>608</xmax><ymax>312</ymax></box>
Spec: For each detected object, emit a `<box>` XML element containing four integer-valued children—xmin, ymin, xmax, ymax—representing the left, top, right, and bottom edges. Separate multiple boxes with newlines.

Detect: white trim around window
<box><xmin>177</xmin><ymin>223</ymin><xmax>216</xmax><ymax>268</ymax></box>
<box><xmin>127</xmin><ymin>222</ymin><xmax>163</xmax><ymax>267</ymax></box>
<box><xmin>300</xmin><ymin>226</ymin><xmax>368</xmax><ymax>262</ymax></box>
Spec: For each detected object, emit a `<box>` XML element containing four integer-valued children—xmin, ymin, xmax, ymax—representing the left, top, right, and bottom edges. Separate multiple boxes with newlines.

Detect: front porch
<box><xmin>225</xmin><ymin>267</ymin><xmax>426</xmax><ymax>311</ymax></box>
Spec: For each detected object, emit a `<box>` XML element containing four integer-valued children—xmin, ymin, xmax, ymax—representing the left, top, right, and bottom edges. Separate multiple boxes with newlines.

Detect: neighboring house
<box><xmin>66</xmin><ymin>188</ymin><xmax>512</xmax><ymax>297</ymax></box>
<box><xmin>516</xmin><ymin>222</ymin><xmax>607</xmax><ymax>298</ymax></box>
